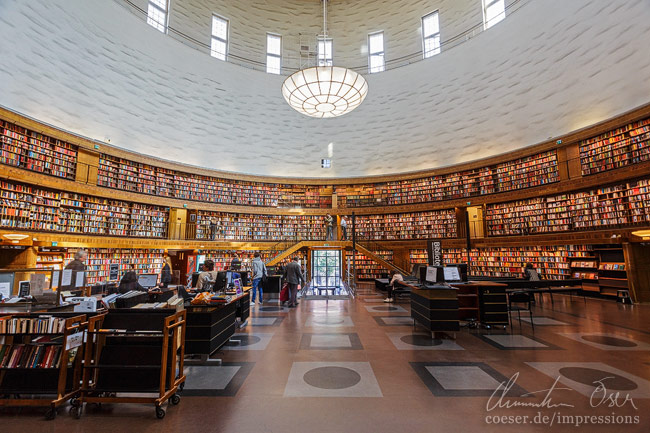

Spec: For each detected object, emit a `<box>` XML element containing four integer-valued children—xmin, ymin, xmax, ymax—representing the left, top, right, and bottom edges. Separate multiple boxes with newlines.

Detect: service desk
<box><xmin>410</xmin><ymin>287</ymin><xmax>460</xmax><ymax>335</ymax></box>
<box><xmin>185</xmin><ymin>293</ymin><xmax>249</xmax><ymax>362</ymax></box>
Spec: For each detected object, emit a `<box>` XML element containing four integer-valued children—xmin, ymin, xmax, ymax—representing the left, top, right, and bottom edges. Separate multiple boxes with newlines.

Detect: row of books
<box><xmin>0</xmin><ymin>344</ymin><xmax>64</xmax><ymax>369</ymax></box>
<box><xmin>580</xmin><ymin>117</ymin><xmax>650</xmax><ymax>175</ymax></box>
<box><xmin>1</xmin><ymin>120</ymin><xmax>77</xmax><ymax>180</ymax></box>
<box><xmin>0</xmin><ymin>316</ymin><xmax>67</xmax><ymax>334</ymax></box>
<box><xmin>486</xmin><ymin>178</ymin><xmax>650</xmax><ymax>235</ymax></box>
<box><xmin>354</xmin><ymin>210</ymin><xmax>457</xmax><ymax>240</ymax></box>
<box><xmin>62</xmin><ymin>249</ymin><xmax>165</xmax><ymax>284</ymax></box>
<box><xmin>0</xmin><ymin>179</ymin><xmax>168</xmax><ymax>238</ymax></box>
<box><xmin>346</xmin><ymin>250</ymin><xmax>392</xmax><ymax>279</ymax></box>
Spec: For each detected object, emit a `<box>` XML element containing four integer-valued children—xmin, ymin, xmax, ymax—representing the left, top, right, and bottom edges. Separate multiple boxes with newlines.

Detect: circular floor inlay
<box><xmin>233</xmin><ymin>335</ymin><xmax>261</xmax><ymax>346</ymax></box>
<box><xmin>400</xmin><ymin>335</ymin><xmax>443</xmax><ymax>346</ymax></box>
<box><xmin>559</xmin><ymin>367</ymin><xmax>638</xmax><ymax>390</ymax></box>
<box><xmin>372</xmin><ymin>306</ymin><xmax>399</xmax><ymax>311</ymax></box>
<box><xmin>581</xmin><ymin>335</ymin><xmax>637</xmax><ymax>347</ymax></box>
<box><xmin>303</xmin><ymin>367</ymin><xmax>362</xmax><ymax>390</ymax></box>
<box><xmin>259</xmin><ymin>306</ymin><xmax>284</xmax><ymax>312</ymax></box>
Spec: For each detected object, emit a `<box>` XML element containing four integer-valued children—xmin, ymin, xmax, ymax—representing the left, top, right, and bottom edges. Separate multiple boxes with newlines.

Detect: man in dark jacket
<box><xmin>118</xmin><ymin>264</ymin><xmax>145</xmax><ymax>294</ymax></box>
<box><xmin>284</xmin><ymin>257</ymin><xmax>305</xmax><ymax>308</ymax></box>
<box><xmin>65</xmin><ymin>250</ymin><xmax>87</xmax><ymax>271</ymax></box>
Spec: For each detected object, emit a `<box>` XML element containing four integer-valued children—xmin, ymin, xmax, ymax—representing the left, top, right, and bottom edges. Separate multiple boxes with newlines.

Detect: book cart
<box><xmin>0</xmin><ymin>314</ymin><xmax>86</xmax><ymax>420</ymax></box>
<box><xmin>79</xmin><ymin>309</ymin><xmax>186</xmax><ymax>419</ymax></box>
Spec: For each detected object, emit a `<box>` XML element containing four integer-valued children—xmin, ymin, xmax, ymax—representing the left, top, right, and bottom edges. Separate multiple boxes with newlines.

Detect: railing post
<box><xmin>352</xmin><ymin>212</ymin><xmax>356</xmax><ymax>287</ymax></box>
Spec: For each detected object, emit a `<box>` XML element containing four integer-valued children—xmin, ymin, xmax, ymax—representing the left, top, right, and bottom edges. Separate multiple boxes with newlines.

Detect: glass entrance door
<box><xmin>311</xmin><ymin>250</ymin><xmax>342</xmax><ymax>288</ymax></box>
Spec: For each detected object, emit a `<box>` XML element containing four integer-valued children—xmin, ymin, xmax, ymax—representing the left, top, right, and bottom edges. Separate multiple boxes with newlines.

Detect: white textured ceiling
<box><xmin>0</xmin><ymin>0</ymin><xmax>649</xmax><ymax>178</ymax></box>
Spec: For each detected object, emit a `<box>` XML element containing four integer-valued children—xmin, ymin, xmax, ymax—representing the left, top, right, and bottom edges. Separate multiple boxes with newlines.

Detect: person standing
<box><xmin>159</xmin><ymin>255</ymin><xmax>173</xmax><ymax>288</ymax></box>
<box><xmin>325</xmin><ymin>213</ymin><xmax>334</xmax><ymax>240</ymax></box>
<box><xmin>210</xmin><ymin>219</ymin><xmax>219</xmax><ymax>240</ymax></box>
<box><xmin>284</xmin><ymin>257</ymin><xmax>304</xmax><ymax>308</ymax></box>
<box><xmin>340</xmin><ymin>215</ymin><xmax>348</xmax><ymax>240</ymax></box>
<box><xmin>230</xmin><ymin>253</ymin><xmax>242</xmax><ymax>271</ymax></box>
<box><xmin>250</xmin><ymin>252</ymin><xmax>267</xmax><ymax>306</ymax></box>
<box><xmin>65</xmin><ymin>250</ymin><xmax>87</xmax><ymax>271</ymax></box>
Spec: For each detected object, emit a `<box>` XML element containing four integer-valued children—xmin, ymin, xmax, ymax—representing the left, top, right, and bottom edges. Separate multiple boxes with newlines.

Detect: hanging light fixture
<box><xmin>282</xmin><ymin>0</ymin><xmax>368</xmax><ymax>118</ymax></box>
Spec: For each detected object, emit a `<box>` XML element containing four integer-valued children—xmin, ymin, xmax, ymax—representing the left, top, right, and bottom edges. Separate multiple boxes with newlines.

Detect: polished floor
<box><xmin>2</xmin><ymin>284</ymin><xmax>650</xmax><ymax>432</ymax></box>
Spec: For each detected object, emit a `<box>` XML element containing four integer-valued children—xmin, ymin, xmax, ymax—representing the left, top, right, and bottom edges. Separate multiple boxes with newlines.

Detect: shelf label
<box><xmin>66</xmin><ymin>332</ymin><xmax>83</xmax><ymax>351</ymax></box>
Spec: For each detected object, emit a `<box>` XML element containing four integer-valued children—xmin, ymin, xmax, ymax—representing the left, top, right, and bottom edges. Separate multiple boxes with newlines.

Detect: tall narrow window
<box><xmin>422</xmin><ymin>11</ymin><xmax>440</xmax><ymax>58</ymax></box>
<box><xmin>483</xmin><ymin>0</ymin><xmax>505</xmax><ymax>29</ymax></box>
<box><xmin>147</xmin><ymin>0</ymin><xmax>168</xmax><ymax>33</ymax></box>
<box><xmin>266</xmin><ymin>33</ymin><xmax>282</xmax><ymax>74</ymax></box>
<box><xmin>318</xmin><ymin>39</ymin><xmax>333</xmax><ymax>67</ymax></box>
<box><xmin>211</xmin><ymin>15</ymin><xmax>228</xmax><ymax>60</ymax></box>
<box><xmin>368</xmin><ymin>32</ymin><xmax>385</xmax><ymax>73</ymax></box>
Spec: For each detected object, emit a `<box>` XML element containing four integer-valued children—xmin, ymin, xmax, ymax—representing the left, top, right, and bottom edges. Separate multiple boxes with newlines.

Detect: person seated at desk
<box><xmin>230</xmin><ymin>253</ymin><xmax>242</xmax><ymax>271</ymax></box>
<box><xmin>118</xmin><ymin>264</ymin><xmax>145</xmax><ymax>294</ymax></box>
<box><xmin>384</xmin><ymin>270</ymin><xmax>404</xmax><ymax>303</ymax></box>
<box><xmin>524</xmin><ymin>263</ymin><xmax>540</xmax><ymax>281</ymax></box>
<box><xmin>197</xmin><ymin>259</ymin><xmax>218</xmax><ymax>291</ymax></box>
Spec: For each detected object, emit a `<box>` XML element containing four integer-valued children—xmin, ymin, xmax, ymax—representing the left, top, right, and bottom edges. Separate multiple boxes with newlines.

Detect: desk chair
<box><xmin>508</xmin><ymin>291</ymin><xmax>534</xmax><ymax>330</ymax></box>
<box><xmin>178</xmin><ymin>286</ymin><xmax>195</xmax><ymax>302</ymax></box>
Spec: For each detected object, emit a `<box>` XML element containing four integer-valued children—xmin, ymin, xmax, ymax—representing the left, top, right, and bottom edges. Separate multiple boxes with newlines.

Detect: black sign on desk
<box><xmin>109</xmin><ymin>263</ymin><xmax>120</xmax><ymax>281</ymax></box>
<box><xmin>18</xmin><ymin>280</ymin><xmax>31</xmax><ymax>297</ymax></box>
<box><xmin>427</xmin><ymin>239</ymin><xmax>443</xmax><ymax>266</ymax></box>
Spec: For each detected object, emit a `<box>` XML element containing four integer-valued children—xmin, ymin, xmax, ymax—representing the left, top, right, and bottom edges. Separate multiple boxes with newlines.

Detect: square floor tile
<box><xmin>372</xmin><ymin>316</ymin><xmax>414</xmax><ymax>327</ymax></box>
<box><xmin>182</xmin><ymin>362</ymin><xmax>254</xmax><ymax>396</ymax></box>
<box><xmin>410</xmin><ymin>362</ymin><xmax>527</xmax><ymax>397</ymax></box>
<box><xmin>249</xmin><ymin>316</ymin><xmax>285</xmax><ymax>326</ymax></box>
<box><xmin>256</xmin><ymin>305</ymin><xmax>290</xmax><ymax>313</ymax></box>
<box><xmin>284</xmin><ymin>362</ymin><xmax>382</xmax><ymax>397</ymax></box>
<box><xmin>387</xmin><ymin>333</ymin><xmax>464</xmax><ymax>351</ymax></box>
<box><xmin>304</xmin><ymin>316</ymin><xmax>354</xmax><ymax>328</ymax></box>
<box><xmin>365</xmin><ymin>305</ymin><xmax>408</xmax><ymax>313</ymax></box>
<box><xmin>475</xmin><ymin>333</ymin><xmax>559</xmax><ymax>350</ymax></box>
<box><xmin>223</xmin><ymin>333</ymin><xmax>274</xmax><ymax>351</ymax></box>
<box><xmin>299</xmin><ymin>333</ymin><xmax>363</xmax><ymax>350</ymax></box>
<box><xmin>527</xmin><ymin>362</ymin><xmax>650</xmax><ymax>398</ymax></box>
<box><xmin>559</xmin><ymin>333</ymin><xmax>650</xmax><ymax>351</ymax></box>
<box><xmin>519</xmin><ymin>316</ymin><xmax>571</xmax><ymax>326</ymax></box>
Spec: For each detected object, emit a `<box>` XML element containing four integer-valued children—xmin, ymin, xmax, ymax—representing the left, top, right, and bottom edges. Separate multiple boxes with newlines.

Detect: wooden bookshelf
<box><xmin>200</xmin><ymin>250</ymin><xmax>274</xmax><ymax>271</ymax></box>
<box><xmin>467</xmin><ymin>245</ymin><xmax>593</xmax><ymax>280</ymax></box>
<box><xmin>595</xmin><ymin>246</ymin><xmax>628</xmax><ymax>296</ymax></box>
<box><xmin>1</xmin><ymin>120</ymin><xmax>77</xmax><ymax>180</ymax></box>
<box><xmin>336</xmin><ymin>151</ymin><xmax>558</xmax><ymax>208</ymax></box>
<box><xmin>346</xmin><ymin>250</ymin><xmax>393</xmax><ymax>280</ymax></box>
<box><xmin>64</xmin><ymin>248</ymin><xmax>165</xmax><ymax>285</ymax></box>
<box><xmin>355</xmin><ymin>210</ymin><xmax>457</xmax><ymax>240</ymax></box>
<box><xmin>580</xmin><ymin>117</ymin><xmax>650</xmax><ymax>175</ymax></box>
<box><xmin>196</xmin><ymin>211</ymin><xmax>325</xmax><ymax>241</ymax></box>
<box><xmin>486</xmin><ymin>176</ymin><xmax>650</xmax><ymax>236</ymax></box>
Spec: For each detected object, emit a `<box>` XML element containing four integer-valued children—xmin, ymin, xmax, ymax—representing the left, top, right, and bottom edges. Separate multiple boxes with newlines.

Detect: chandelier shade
<box><xmin>282</xmin><ymin>66</ymin><xmax>368</xmax><ymax>119</ymax></box>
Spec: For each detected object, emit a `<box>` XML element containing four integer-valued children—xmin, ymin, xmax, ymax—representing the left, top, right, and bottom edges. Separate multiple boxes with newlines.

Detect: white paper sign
<box><xmin>0</xmin><ymin>282</ymin><xmax>10</xmax><ymax>300</ymax></box>
<box><xmin>61</xmin><ymin>269</ymin><xmax>72</xmax><ymax>286</ymax></box>
<box><xmin>51</xmin><ymin>271</ymin><xmax>60</xmax><ymax>290</ymax></box>
<box><xmin>66</xmin><ymin>333</ymin><xmax>83</xmax><ymax>351</ymax></box>
<box><xmin>75</xmin><ymin>271</ymin><xmax>85</xmax><ymax>288</ymax></box>
<box><xmin>30</xmin><ymin>273</ymin><xmax>46</xmax><ymax>296</ymax></box>
<box><xmin>425</xmin><ymin>266</ymin><xmax>437</xmax><ymax>283</ymax></box>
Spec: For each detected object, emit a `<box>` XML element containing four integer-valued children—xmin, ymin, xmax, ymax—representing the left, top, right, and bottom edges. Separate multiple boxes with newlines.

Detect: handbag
<box><xmin>279</xmin><ymin>282</ymin><xmax>289</xmax><ymax>302</ymax></box>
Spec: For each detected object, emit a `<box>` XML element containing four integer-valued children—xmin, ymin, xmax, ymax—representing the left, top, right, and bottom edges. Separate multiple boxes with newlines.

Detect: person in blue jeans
<box><xmin>250</xmin><ymin>252</ymin><xmax>267</xmax><ymax>305</ymax></box>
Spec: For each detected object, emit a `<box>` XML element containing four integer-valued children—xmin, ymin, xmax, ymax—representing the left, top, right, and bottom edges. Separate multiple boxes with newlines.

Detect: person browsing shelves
<box><xmin>250</xmin><ymin>252</ymin><xmax>267</xmax><ymax>306</ymax></box>
<box><xmin>65</xmin><ymin>250</ymin><xmax>87</xmax><ymax>271</ymax></box>
<box><xmin>524</xmin><ymin>263</ymin><xmax>540</xmax><ymax>281</ymax></box>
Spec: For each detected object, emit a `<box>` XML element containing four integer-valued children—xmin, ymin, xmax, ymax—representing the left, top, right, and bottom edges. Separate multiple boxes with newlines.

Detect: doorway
<box><xmin>307</xmin><ymin>249</ymin><xmax>348</xmax><ymax>299</ymax></box>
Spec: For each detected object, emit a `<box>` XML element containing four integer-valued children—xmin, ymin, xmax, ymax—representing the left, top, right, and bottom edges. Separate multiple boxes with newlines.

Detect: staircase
<box><xmin>265</xmin><ymin>240</ymin><xmax>353</xmax><ymax>266</ymax></box>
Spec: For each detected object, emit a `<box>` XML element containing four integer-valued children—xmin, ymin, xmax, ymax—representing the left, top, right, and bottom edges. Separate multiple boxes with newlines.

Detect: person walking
<box><xmin>250</xmin><ymin>252</ymin><xmax>267</xmax><ymax>306</ymax></box>
<box><xmin>284</xmin><ymin>257</ymin><xmax>304</xmax><ymax>308</ymax></box>
<box><xmin>340</xmin><ymin>215</ymin><xmax>348</xmax><ymax>240</ymax></box>
<box><xmin>159</xmin><ymin>255</ymin><xmax>173</xmax><ymax>288</ymax></box>
<box><xmin>325</xmin><ymin>213</ymin><xmax>334</xmax><ymax>240</ymax></box>
<box><xmin>65</xmin><ymin>250</ymin><xmax>87</xmax><ymax>271</ymax></box>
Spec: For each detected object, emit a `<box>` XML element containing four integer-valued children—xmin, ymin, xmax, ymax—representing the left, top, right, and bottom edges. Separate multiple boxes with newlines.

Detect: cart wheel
<box><xmin>70</xmin><ymin>397</ymin><xmax>80</xmax><ymax>408</ymax></box>
<box><xmin>179</xmin><ymin>382</ymin><xmax>185</xmax><ymax>391</ymax></box>
<box><xmin>155</xmin><ymin>406</ymin><xmax>166</xmax><ymax>419</ymax></box>
<box><xmin>69</xmin><ymin>405</ymin><xmax>82</xmax><ymax>419</ymax></box>
<box><xmin>170</xmin><ymin>394</ymin><xmax>181</xmax><ymax>405</ymax></box>
<box><xmin>45</xmin><ymin>408</ymin><xmax>57</xmax><ymax>420</ymax></box>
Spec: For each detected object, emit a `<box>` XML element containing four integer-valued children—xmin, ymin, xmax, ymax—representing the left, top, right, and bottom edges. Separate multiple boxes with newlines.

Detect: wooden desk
<box><xmin>451</xmin><ymin>282</ymin><xmax>508</xmax><ymax>328</ymax></box>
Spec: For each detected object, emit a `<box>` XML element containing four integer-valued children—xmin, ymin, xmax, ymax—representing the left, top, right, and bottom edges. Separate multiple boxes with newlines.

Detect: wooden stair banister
<box><xmin>354</xmin><ymin>243</ymin><xmax>410</xmax><ymax>275</ymax></box>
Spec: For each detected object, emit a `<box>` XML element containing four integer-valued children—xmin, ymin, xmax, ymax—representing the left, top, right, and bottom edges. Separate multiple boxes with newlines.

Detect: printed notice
<box><xmin>75</xmin><ymin>271</ymin><xmax>85</xmax><ymax>288</ymax></box>
<box><xmin>51</xmin><ymin>270</ymin><xmax>60</xmax><ymax>290</ymax></box>
<box><xmin>61</xmin><ymin>269</ymin><xmax>72</xmax><ymax>286</ymax></box>
<box><xmin>0</xmin><ymin>282</ymin><xmax>10</xmax><ymax>300</ymax></box>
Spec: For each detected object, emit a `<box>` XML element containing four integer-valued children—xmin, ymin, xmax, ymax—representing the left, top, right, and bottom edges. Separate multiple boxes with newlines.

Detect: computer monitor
<box><xmin>445</xmin><ymin>263</ymin><xmax>468</xmax><ymax>282</ymax></box>
<box><xmin>191</xmin><ymin>272</ymin><xmax>200</xmax><ymax>288</ymax></box>
<box><xmin>225</xmin><ymin>271</ymin><xmax>233</xmax><ymax>286</ymax></box>
<box><xmin>411</xmin><ymin>263</ymin><xmax>424</xmax><ymax>278</ymax></box>
<box><xmin>443</xmin><ymin>266</ymin><xmax>462</xmax><ymax>282</ymax></box>
<box><xmin>425</xmin><ymin>266</ymin><xmax>438</xmax><ymax>284</ymax></box>
<box><xmin>138</xmin><ymin>274</ymin><xmax>158</xmax><ymax>288</ymax></box>
<box><xmin>238</xmin><ymin>270</ymin><xmax>249</xmax><ymax>286</ymax></box>
<box><xmin>214</xmin><ymin>271</ymin><xmax>228</xmax><ymax>292</ymax></box>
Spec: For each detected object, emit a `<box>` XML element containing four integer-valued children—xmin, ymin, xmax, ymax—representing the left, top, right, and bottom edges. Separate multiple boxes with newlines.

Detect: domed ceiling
<box><xmin>0</xmin><ymin>0</ymin><xmax>649</xmax><ymax>178</ymax></box>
